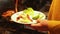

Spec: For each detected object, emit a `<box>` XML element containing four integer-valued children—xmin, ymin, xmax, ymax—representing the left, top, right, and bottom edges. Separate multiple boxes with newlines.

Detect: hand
<box><xmin>25</xmin><ymin>19</ymin><xmax>48</xmax><ymax>32</ymax></box>
<box><xmin>2</xmin><ymin>10</ymin><xmax>15</xmax><ymax>18</ymax></box>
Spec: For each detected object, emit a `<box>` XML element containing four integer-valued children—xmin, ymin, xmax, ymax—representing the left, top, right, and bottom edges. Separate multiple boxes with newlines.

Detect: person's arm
<box><xmin>26</xmin><ymin>20</ymin><xmax>60</xmax><ymax>34</ymax></box>
<box><xmin>48</xmin><ymin>20</ymin><xmax>60</xmax><ymax>34</ymax></box>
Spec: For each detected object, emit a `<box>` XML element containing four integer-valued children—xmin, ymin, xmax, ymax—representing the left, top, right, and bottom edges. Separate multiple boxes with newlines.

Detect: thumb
<box><xmin>31</xmin><ymin>23</ymin><xmax>42</xmax><ymax>27</ymax></box>
<box><xmin>31</xmin><ymin>19</ymin><xmax>42</xmax><ymax>26</ymax></box>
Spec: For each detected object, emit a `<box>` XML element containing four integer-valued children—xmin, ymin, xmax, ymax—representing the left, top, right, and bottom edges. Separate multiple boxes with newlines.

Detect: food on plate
<box><xmin>23</xmin><ymin>8</ymin><xmax>34</xmax><ymax>17</ymax></box>
<box><xmin>15</xmin><ymin>8</ymin><xmax>45</xmax><ymax>24</ymax></box>
<box><xmin>16</xmin><ymin>13</ymin><xmax>33</xmax><ymax>23</ymax></box>
<box><xmin>32</xmin><ymin>13</ymin><xmax>40</xmax><ymax>20</ymax></box>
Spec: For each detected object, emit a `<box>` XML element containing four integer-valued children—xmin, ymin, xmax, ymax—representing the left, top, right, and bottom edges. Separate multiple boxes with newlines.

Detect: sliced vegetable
<box><xmin>32</xmin><ymin>13</ymin><xmax>40</xmax><ymax>20</ymax></box>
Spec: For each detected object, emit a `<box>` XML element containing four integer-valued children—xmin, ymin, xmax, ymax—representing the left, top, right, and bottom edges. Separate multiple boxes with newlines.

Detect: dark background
<box><xmin>0</xmin><ymin>0</ymin><xmax>52</xmax><ymax>13</ymax></box>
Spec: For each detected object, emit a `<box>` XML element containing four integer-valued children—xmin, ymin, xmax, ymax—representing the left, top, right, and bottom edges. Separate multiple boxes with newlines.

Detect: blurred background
<box><xmin>0</xmin><ymin>0</ymin><xmax>52</xmax><ymax>34</ymax></box>
<box><xmin>0</xmin><ymin>0</ymin><xmax>52</xmax><ymax>13</ymax></box>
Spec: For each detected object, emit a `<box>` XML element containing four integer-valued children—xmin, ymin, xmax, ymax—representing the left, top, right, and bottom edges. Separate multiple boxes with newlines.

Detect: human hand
<box><xmin>2</xmin><ymin>10</ymin><xmax>15</xmax><ymax>18</ymax></box>
<box><xmin>25</xmin><ymin>19</ymin><xmax>48</xmax><ymax>31</ymax></box>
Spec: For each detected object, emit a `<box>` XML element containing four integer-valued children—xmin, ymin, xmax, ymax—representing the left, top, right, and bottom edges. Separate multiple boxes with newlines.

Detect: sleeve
<box><xmin>47</xmin><ymin>0</ymin><xmax>54</xmax><ymax>20</ymax></box>
<box><xmin>48</xmin><ymin>20</ymin><xmax>60</xmax><ymax>34</ymax></box>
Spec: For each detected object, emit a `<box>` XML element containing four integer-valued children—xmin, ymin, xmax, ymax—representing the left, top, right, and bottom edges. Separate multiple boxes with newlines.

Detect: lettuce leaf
<box><xmin>23</xmin><ymin>8</ymin><xmax>34</xmax><ymax>17</ymax></box>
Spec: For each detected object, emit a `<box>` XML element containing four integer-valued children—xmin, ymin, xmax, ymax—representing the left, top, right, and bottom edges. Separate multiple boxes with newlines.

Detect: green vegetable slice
<box><xmin>32</xmin><ymin>13</ymin><xmax>40</xmax><ymax>20</ymax></box>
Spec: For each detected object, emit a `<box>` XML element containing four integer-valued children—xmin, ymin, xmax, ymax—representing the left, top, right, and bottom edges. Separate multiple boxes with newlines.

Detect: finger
<box><xmin>36</xmin><ymin>19</ymin><xmax>41</xmax><ymax>23</ymax></box>
<box><xmin>31</xmin><ymin>23</ymin><xmax>42</xmax><ymax>27</ymax></box>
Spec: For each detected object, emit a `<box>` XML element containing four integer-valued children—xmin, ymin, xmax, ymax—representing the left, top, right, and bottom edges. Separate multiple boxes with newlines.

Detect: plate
<box><xmin>11</xmin><ymin>11</ymin><xmax>46</xmax><ymax>24</ymax></box>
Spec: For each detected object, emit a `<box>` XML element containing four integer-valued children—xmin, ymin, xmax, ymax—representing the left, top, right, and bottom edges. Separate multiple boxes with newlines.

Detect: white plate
<box><xmin>11</xmin><ymin>11</ymin><xmax>46</xmax><ymax>24</ymax></box>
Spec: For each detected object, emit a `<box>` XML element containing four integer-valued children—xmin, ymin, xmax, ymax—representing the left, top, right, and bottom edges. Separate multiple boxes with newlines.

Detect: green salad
<box><xmin>17</xmin><ymin>8</ymin><xmax>44</xmax><ymax>23</ymax></box>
